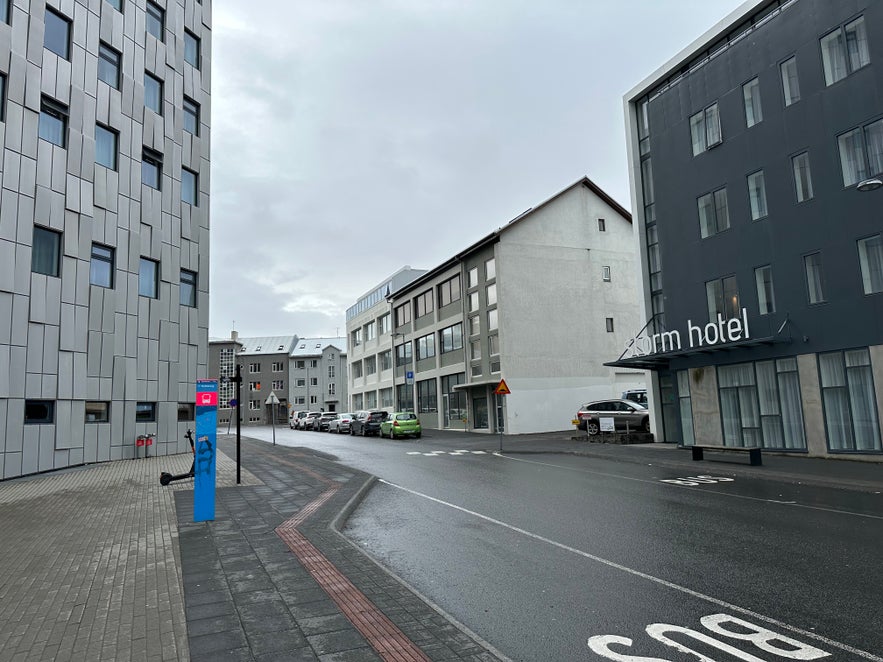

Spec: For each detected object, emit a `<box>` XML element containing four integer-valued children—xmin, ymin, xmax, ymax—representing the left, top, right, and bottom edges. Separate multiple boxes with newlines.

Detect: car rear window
<box><xmin>396</xmin><ymin>413</ymin><xmax>417</xmax><ymax>421</ymax></box>
<box><xmin>368</xmin><ymin>413</ymin><xmax>385</xmax><ymax>421</ymax></box>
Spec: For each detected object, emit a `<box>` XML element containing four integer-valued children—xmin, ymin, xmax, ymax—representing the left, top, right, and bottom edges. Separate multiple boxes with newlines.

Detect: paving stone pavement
<box><xmin>0</xmin><ymin>448</ymin><xmax>259</xmax><ymax>662</ymax></box>
<box><xmin>176</xmin><ymin>435</ymin><xmax>508</xmax><ymax>662</ymax></box>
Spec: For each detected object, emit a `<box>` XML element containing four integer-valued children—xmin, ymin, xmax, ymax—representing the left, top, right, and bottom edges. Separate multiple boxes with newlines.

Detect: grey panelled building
<box><xmin>289</xmin><ymin>337</ymin><xmax>348</xmax><ymax>414</ymax></box>
<box><xmin>622</xmin><ymin>0</ymin><xmax>883</xmax><ymax>458</ymax></box>
<box><xmin>1</xmin><ymin>0</ymin><xmax>211</xmax><ymax>479</ymax></box>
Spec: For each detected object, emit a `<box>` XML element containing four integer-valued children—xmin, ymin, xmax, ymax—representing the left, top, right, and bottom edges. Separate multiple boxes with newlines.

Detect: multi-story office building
<box><xmin>348</xmin><ymin>178</ymin><xmax>643</xmax><ymax>434</ymax></box>
<box><xmin>1</xmin><ymin>0</ymin><xmax>211</xmax><ymax>478</ymax></box>
<box><xmin>289</xmin><ymin>337</ymin><xmax>348</xmax><ymax>414</ymax></box>
<box><xmin>346</xmin><ymin>267</ymin><xmax>427</xmax><ymax>414</ymax></box>
<box><xmin>622</xmin><ymin>0</ymin><xmax>883</xmax><ymax>458</ymax></box>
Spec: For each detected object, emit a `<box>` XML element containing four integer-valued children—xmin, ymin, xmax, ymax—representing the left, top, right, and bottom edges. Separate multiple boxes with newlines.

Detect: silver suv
<box><xmin>575</xmin><ymin>399</ymin><xmax>650</xmax><ymax>435</ymax></box>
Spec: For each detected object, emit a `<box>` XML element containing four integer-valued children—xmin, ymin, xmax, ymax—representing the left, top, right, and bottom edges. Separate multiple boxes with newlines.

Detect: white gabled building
<box><xmin>347</xmin><ymin>177</ymin><xmax>645</xmax><ymax>434</ymax></box>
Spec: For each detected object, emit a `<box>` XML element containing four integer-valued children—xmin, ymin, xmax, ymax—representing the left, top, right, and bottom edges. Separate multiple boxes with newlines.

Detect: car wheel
<box><xmin>642</xmin><ymin>418</ymin><xmax>651</xmax><ymax>433</ymax></box>
<box><xmin>415</xmin><ymin>432</ymin><xmax>421</xmax><ymax>439</ymax></box>
<box><xmin>586</xmin><ymin>420</ymin><xmax>600</xmax><ymax>436</ymax></box>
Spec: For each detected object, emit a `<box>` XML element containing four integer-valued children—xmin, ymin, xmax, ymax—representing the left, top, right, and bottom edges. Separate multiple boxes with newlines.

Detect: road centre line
<box><xmin>378</xmin><ymin>478</ymin><xmax>882</xmax><ymax>662</ymax></box>
<box><xmin>495</xmin><ymin>453</ymin><xmax>883</xmax><ymax>521</ymax></box>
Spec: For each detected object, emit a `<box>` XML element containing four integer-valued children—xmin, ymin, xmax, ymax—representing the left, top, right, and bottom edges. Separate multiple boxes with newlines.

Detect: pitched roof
<box><xmin>290</xmin><ymin>337</ymin><xmax>347</xmax><ymax>357</ymax></box>
<box><xmin>236</xmin><ymin>336</ymin><xmax>298</xmax><ymax>356</ymax></box>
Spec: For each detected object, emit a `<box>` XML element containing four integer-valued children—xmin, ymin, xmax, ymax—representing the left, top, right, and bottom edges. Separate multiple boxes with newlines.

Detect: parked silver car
<box><xmin>327</xmin><ymin>412</ymin><xmax>354</xmax><ymax>434</ymax></box>
<box><xmin>575</xmin><ymin>399</ymin><xmax>650</xmax><ymax>435</ymax></box>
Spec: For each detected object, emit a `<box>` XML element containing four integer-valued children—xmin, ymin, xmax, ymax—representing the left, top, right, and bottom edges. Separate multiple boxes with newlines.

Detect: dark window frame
<box><xmin>181</xmin><ymin>167</ymin><xmax>198</xmax><ymax>205</ymax></box>
<box><xmin>95</xmin><ymin>123</ymin><xmax>118</xmax><ymax>170</ymax></box>
<box><xmin>44</xmin><ymin>7</ymin><xmax>71</xmax><ymax>59</ymax></box>
<box><xmin>136</xmin><ymin>401</ymin><xmax>157</xmax><ymax>422</ymax></box>
<box><xmin>98</xmin><ymin>42</ymin><xmax>121</xmax><ymax>89</ymax></box>
<box><xmin>144</xmin><ymin>71</ymin><xmax>163</xmax><ymax>115</ymax></box>
<box><xmin>90</xmin><ymin>243</ymin><xmax>115</xmax><ymax>288</ymax></box>
<box><xmin>25</xmin><ymin>400</ymin><xmax>55</xmax><ymax>424</ymax></box>
<box><xmin>85</xmin><ymin>401</ymin><xmax>110</xmax><ymax>423</ymax></box>
<box><xmin>180</xmin><ymin>268</ymin><xmax>197</xmax><ymax>307</ymax></box>
<box><xmin>39</xmin><ymin>96</ymin><xmax>69</xmax><ymax>148</ymax></box>
<box><xmin>183</xmin><ymin>96</ymin><xmax>200</xmax><ymax>135</ymax></box>
<box><xmin>146</xmin><ymin>1</ymin><xmax>164</xmax><ymax>41</ymax></box>
<box><xmin>184</xmin><ymin>29</ymin><xmax>200</xmax><ymax>68</ymax></box>
<box><xmin>142</xmin><ymin>147</ymin><xmax>163</xmax><ymax>190</ymax></box>
<box><xmin>138</xmin><ymin>257</ymin><xmax>159</xmax><ymax>298</ymax></box>
<box><xmin>32</xmin><ymin>226</ymin><xmax>62</xmax><ymax>277</ymax></box>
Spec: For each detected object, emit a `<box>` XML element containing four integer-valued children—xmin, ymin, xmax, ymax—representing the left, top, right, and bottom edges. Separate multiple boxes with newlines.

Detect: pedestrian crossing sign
<box><xmin>494</xmin><ymin>379</ymin><xmax>511</xmax><ymax>395</ymax></box>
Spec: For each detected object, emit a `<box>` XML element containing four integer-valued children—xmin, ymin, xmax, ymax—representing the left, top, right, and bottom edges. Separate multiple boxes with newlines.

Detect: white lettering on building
<box><xmin>625</xmin><ymin>308</ymin><xmax>750</xmax><ymax>358</ymax></box>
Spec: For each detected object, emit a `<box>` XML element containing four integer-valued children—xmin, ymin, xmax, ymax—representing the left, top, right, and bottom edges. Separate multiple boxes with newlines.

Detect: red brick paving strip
<box><xmin>260</xmin><ymin>448</ymin><xmax>432</xmax><ymax>662</ymax></box>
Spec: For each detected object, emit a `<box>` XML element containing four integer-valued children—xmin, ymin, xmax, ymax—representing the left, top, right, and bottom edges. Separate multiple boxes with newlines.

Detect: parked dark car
<box><xmin>350</xmin><ymin>410</ymin><xmax>388</xmax><ymax>437</ymax></box>
<box><xmin>311</xmin><ymin>412</ymin><xmax>336</xmax><ymax>432</ymax></box>
<box><xmin>575</xmin><ymin>399</ymin><xmax>650</xmax><ymax>435</ymax></box>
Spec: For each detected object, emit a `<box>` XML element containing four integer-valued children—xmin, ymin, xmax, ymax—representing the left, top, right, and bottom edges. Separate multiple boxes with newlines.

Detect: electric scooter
<box><xmin>160</xmin><ymin>429</ymin><xmax>194</xmax><ymax>485</ymax></box>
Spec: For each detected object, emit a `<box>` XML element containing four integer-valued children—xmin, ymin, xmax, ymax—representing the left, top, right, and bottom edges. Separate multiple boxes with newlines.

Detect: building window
<box><xmin>182</xmin><ymin>168</ymin><xmax>198</xmax><ymax>205</ymax></box>
<box><xmin>294</xmin><ymin>360</ymin><xmax>305</xmax><ymax>369</ymax></box>
<box><xmin>394</xmin><ymin>302</ymin><xmax>411</xmax><ymax>327</ymax></box>
<box><xmin>792</xmin><ymin>152</ymin><xmax>814</xmax><ymax>202</ymax></box>
<box><xmin>136</xmin><ymin>402</ymin><xmax>156</xmax><ymax>422</ymax></box>
<box><xmin>0</xmin><ymin>0</ymin><xmax>9</xmax><ymax>23</ymax></box>
<box><xmin>469</xmin><ymin>315</ymin><xmax>480</xmax><ymax>336</ymax></box>
<box><xmin>144</xmin><ymin>72</ymin><xmax>163</xmax><ymax>114</ymax></box>
<box><xmin>273</xmin><ymin>380</ymin><xmax>284</xmax><ymax>391</ymax></box>
<box><xmin>138</xmin><ymin>257</ymin><xmax>159</xmax><ymax>298</ymax></box>
<box><xmin>441</xmin><ymin>373</ymin><xmax>465</xmax><ymax>426</ymax></box>
<box><xmin>248</xmin><ymin>363</ymin><xmax>260</xmax><ymax>373</ymax></box>
<box><xmin>44</xmin><ymin>8</ymin><xmax>70</xmax><ymax>59</ymax></box>
<box><xmin>380</xmin><ymin>387</ymin><xmax>393</xmax><ymax>408</ymax></box>
<box><xmin>468</xmin><ymin>291</ymin><xmax>479</xmax><ymax>313</ymax></box>
<box><xmin>295</xmin><ymin>396</ymin><xmax>305</xmax><ymax>405</ymax></box>
<box><xmin>485</xmin><ymin>257</ymin><xmax>496</xmax><ymax>280</ymax></box>
<box><xmin>820</xmin><ymin>17</ymin><xmax>869</xmax><ymax>86</ymax></box>
<box><xmin>819</xmin><ymin>349</ymin><xmax>880</xmax><ymax>452</ymax></box>
<box><xmin>183</xmin><ymin>96</ymin><xmax>200</xmax><ymax>135</ymax></box>
<box><xmin>105</xmin><ymin>0</ymin><xmax>122</xmax><ymax>12</ymax></box>
<box><xmin>310</xmin><ymin>359</ymin><xmax>318</xmax><ymax>368</ymax></box>
<box><xmin>415</xmin><ymin>289</ymin><xmax>433</xmax><ymax>318</ymax></box>
<box><xmin>742</xmin><ymin>77</ymin><xmax>762</xmax><ymax>127</ymax></box>
<box><xmin>142</xmin><ymin>148</ymin><xmax>162</xmax><ymax>189</ymax></box>
<box><xmin>146</xmin><ymin>1</ymin><xmax>164</xmax><ymax>41</ymax></box>
<box><xmin>325</xmin><ymin>382</ymin><xmax>334</xmax><ymax>396</ymax></box>
<box><xmin>85</xmin><ymin>401</ymin><xmax>110</xmax><ymax>423</ymax></box>
<box><xmin>32</xmin><ymin>226</ymin><xmax>61</xmax><ymax>277</ymax></box>
<box><xmin>249</xmin><ymin>381</ymin><xmax>261</xmax><ymax>392</ymax></box>
<box><xmin>754</xmin><ymin>265</ymin><xmax>776</xmax><ymax>314</ymax></box>
<box><xmin>605</xmin><ymin>317</ymin><xmax>614</xmax><ymax>333</ymax></box>
<box><xmin>364</xmin><ymin>320</ymin><xmax>376</xmax><ymax>341</ymax></box>
<box><xmin>857</xmin><ymin>235</ymin><xmax>883</xmax><ymax>295</ymax></box>
<box><xmin>488</xmin><ymin>334</ymin><xmax>499</xmax><ymax>356</ymax></box>
<box><xmin>438</xmin><ymin>274</ymin><xmax>461</xmax><ymax>307</ymax></box>
<box><xmin>184</xmin><ymin>29</ymin><xmax>200</xmax><ymax>68</ymax></box>
<box><xmin>838</xmin><ymin>119</ymin><xmax>883</xmax><ymax>188</ymax></box>
<box><xmin>697</xmin><ymin>188</ymin><xmax>729</xmax><ymax>238</ymax></box>
<box><xmin>602</xmin><ymin>266</ymin><xmax>611</xmax><ymax>282</ymax></box>
<box><xmin>328</xmin><ymin>365</ymin><xmax>335</xmax><ymax>379</ymax></box>
<box><xmin>689</xmin><ymin>102</ymin><xmax>721</xmax><ymax>155</ymax></box>
<box><xmin>706</xmin><ymin>275</ymin><xmax>739</xmax><ymax>321</ymax></box>
<box><xmin>747</xmin><ymin>170</ymin><xmax>768</xmax><ymax>220</ymax></box>
<box><xmin>365</xmin><ymin>355</ymin><xmax>376</xmax><ymax>375</ymax></box>
<box><xmin>378</xmin><ymin>313</ymin><xmax>390</xmax><ymax>335</ymax></box>
<box><xmin>647</xmin><ymin>224</ymin><xmax>662</xmax><ymax>292</ymax></box>
<box><xmin>296</xmin><ymin>378</ymin><xmax>305</xmax><ymax>387</ymax></box>
<box><xmin>351</xmin><ymin>328</ymin><xmax>362</xmax><ymax>346</ymax></box>
<box><xmin>310</xmin><ymin>395</ymin><xmax>318</xmax><ymax>405</ymax></box>
<box><xmin>98</xmin><ymin>43</ymin><xmax>121</xmax><ymax>88</ymax></box>
<box><xmin>379</xmin><ymin>350</ymin><xmax>391</xmax><ymax>371</ymax></box>
<box><xmin>272</xmin><ymin>362</ymin><xmax>284</xmax><ymax>372</ymax></box>
<box><xmin>487</xmin><ymin>308</ymin><xmax>498</xmax><ymax>331</ymax></box>
<box><xmin>395</xmin><ymin>341</ymin><xmax>412</xmax><ymax>367</ymax></box>
<box><xmin>249</xmin><ymin>400</ymin><xmax>260</xmax><ymax>411</ymax></box>
<box><xmin>25</xmin><ymin>400</ymin><xmax>55</xmax><ymax>424</ymax></box>
<box><xmin>641</xmin><ymin>157</ymin><xmax>656</xmax><ymax>224</ymax></box>
<box><xmin>178</xmin><ymin>403</ymin><xmax>195</xmax><ymax>421</ymax></box>
<box><xmin>803</xmin><ymin>252</ymin><xmax>825</xmax><ymax>304</ymax></box>
<box><xmin>440</xmin><ymin>323</ymin><xmax>463</xmax><ymax>354</ymax></box>
<box><xmin>416</xmin><ymin>334</ymin><xmax>435</xmax><ymax>360</ymax></box>
<box><xmin>468</xmin><ymin>267</ymin><xmax>479</xmax><ymax>289</ymax></box>
<box><xmin>598</xmin><ymin>218</ymin><xmax>606</xmax><ymax>232</ymax></box>
<box><xmin>351</xmin><ymin>361</ymin><xmax>363</xmax><ymax>379</ymax></box>
<box><xmin>39</xmin><ymin>97</ymin><xmax>68</xmax><ymax>147</ymax></box>
<box><xmin>417</xmin><ymin>379</ymin><xmax>437</xmax><ymax>414</ymax></box>
<box><xmin>470</xmin><ymin>340</ymin><xmax>481</xmax><ymax>361</ymax></box>
<box><xmin>487</xmin><ymin>283</ymin><xmax>498</xmax><ymax>306</ymax></box>
<box><xmin>90</xmin><ymin>243</ymin><xmax>114</xmax><ymax>288</ymax></box>
<box><xmin>471</xmin><ymin>364</ymin><xmax>482</xmax><ymax>377</ymax></box>
<box><xmin>309</xmin><ymin>377</ymin><xmax>318</xmax><ymax>387</ymax></box>
<box><xmin>95</xmin><ymin>124</ymin><xmax>118</xmax><ymax>170</ymax></box>
<box><xmin>780</xmin><ymin>56</ymin><xmax>800</xmax><ymax>106</ymax></box>
<box><xmin>180</xmin><ymin>269</ymin><xmax>197</xmax><ymax>306</ymax></box>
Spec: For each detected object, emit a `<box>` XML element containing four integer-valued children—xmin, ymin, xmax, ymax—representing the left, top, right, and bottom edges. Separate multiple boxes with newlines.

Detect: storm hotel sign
<box><xmin>625</xmin><ymin>309</ymin><xmax>751</xmax><ymax>358</ymax></box>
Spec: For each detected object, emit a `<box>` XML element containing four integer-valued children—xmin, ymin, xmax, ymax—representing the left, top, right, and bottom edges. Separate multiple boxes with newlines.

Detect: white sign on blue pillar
<box><xmin>194</xmin><ymin>379</ymin><xmax>218</xmax><ymax>522</ymax></box>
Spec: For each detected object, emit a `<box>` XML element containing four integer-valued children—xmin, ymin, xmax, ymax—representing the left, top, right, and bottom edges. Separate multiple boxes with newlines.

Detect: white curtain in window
<box><xmin>821</xmin><ymin>29</ymin><xmax>847</xmax><ymax>85</ymax></box>
<box><xmin>844</xmin><ymin>18</ymin><xmax>870</xmax><ymax>72</ymax></box>
<box><xmin>720</xmin><ymin>390</ymin><xmax>742</xmax><ymax>445</ymax></box>
<box><xmin>705</xmin><ymin>104</ymin><xmax>721</xmax><ymax>145</ymax></box>
<box><xmin>858</xmin><ymin>235</ymin><xmax>883</xmax><ymax>294</ymax></box>
<box><xmin>690</xmin><ymin>113</ymin><xmax>705</xmax><ymax>155</ymax></box>
<box><xmin>792</xmin><ymin>153</ymin><xmax>814</xmax><ymax>202</ymax></box>
<box><xmin>677</xmin><ymin>371</ymin><xmax>695</xmax><ymax>446</ymax></box>
<box><xmin>864</xmin><ymin>120</ymin><xmax>883</xmax><ymax>178</ymax></box>
<box><xmin>777</xmin><ymin>361</ymin><xmax>806</xmax><ymax>450</ymax></box>
<box><xmin>819</xmin><ymin>353</ymin><xmax>853</xmax><ymax>450</ymax></box>
<box><xmin>838</xmin><ymin>129</ymin><xmax>866</xmax><ymax>186</ymax></box>
<box><xmin>804</xmin><ymin>253</ymin><xmax>825</xmax><ymax>303</ymax></box>
<box><xmin>845</xmin><ymin>350</ymin><xmax>881</xmax><ymax>451</ymax></box>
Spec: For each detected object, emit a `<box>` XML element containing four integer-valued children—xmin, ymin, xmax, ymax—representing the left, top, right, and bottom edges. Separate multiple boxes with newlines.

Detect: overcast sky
<box><xmin>208</xmin><ymin>0</ymin><xmax>746</xmax><ymax>340</ymax></box>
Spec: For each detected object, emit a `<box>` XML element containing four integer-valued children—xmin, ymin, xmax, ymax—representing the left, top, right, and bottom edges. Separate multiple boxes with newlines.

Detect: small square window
<box><xmin>177</xmin><ymin>402</ymin><xmax>195</xmax><ymax>421</ymax></box>
<box><xmin>602</xmin><ymin>266</ymin><xmax>611</xmax><ymax>282</ymax></box>
<box><xmin>44</xmin><ymin>8</ymin><xmax>71</xmax><ymax>59</ymax></box>
<box><xmin>98</xmin><ymin>43</ymin><xmax>121</xmax><ymax>89</ymax></box>
<box><xmin>146</xmin><ymin>2</ymin><xmax>164</xmax><ymax>41</ymax></box>
<box><xmin>182</xmin><ymin>168</ymin><xmax>198</xmax><ymax>205</ymax></box>
<box><xmin>39</xmin><ymin>97</ymin><xmax>68</xmax><ymax>148</ymax></box>
<box><xmin>605</xmin><ymin>317</ymin><xmax>614</xmax><ymax>333</ymax></box>
<box><xmin>90</xmin><ymin>243</ymin><xmax>115</xmax><ymax>288</ymax></box>
<box><xmin>25</xmin><ymin>400</ymin><xmax>55</xmax><ymax>424</ymax></box>
<box><xmin>144</xmin><ymin>72</ymin><xmax>163</xmax><ymax>115</ymax></box>
<box><xmin>598</xmin><ymin>218</ymin><xmax>606</xmax><ymax>232</ymax></box>
<box><xmin>184</xmin><ymin>30</ymin><xmax>200</xmax><ymax>68</ymax></box>
<box><xmin>180</xmin><ymin>269</ymin><xmax>197</xmax><ymax>307</ymax></box>
<box><xmin>136</xmin><ymin>402</ymin><xmax>156</xmax><ymax>422</ymax></box>
<box><xmin>85</xmin><ymin>401</ymin><xmax>110</xmax><ymax>423</ymax></box>
<box><xmin>142</xmin><ymin>148</ymin><xmax>163</xmax><ymax>189</ymax></box>
<box><xmin>139</xmin><ymin>257</ymin><xmax>159</xmax><ymax>298</ymax></box>
<box><xmin>32</xmin><ymin>226</ymin><xmax>61</xmax><ymax>277</ymax></box>
<box><xmin>183</xmin><ymin>97</ymin><xmax>199</xmax><ymax>135</ymax></box>
<box><xmin>95</xmin><ymin>124</ymin><xmax>118</xmax><ymax>170</ymax></box>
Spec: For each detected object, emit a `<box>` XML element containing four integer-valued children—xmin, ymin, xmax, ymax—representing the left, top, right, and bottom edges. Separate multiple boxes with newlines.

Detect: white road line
<box><xmin>378</xmin><ymin>478</ymin><xmax>882</xmax><ymax>662</ymax></box>
<box><xmin>496</xmin><ymin>453</ymin><xmax>883</xmax><ymax>520</ymax></box>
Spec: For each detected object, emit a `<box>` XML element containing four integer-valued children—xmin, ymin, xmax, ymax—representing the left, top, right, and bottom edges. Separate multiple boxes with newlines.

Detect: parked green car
<box><xmin>380</xmin><ymin>412</ymin><xmax>422</xmax><ymax>439</ymax></box>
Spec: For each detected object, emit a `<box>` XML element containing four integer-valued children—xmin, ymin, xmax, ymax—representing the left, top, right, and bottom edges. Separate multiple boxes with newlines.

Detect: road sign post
<box><xmin>494</xmin><ymin>379</ymin><xmax>510</xmax><ymax>453</ymax></box>
<box><xmin>266</xmin><ymin>391</ymin><xmax>280</xmax><ymax>446</ymax></box>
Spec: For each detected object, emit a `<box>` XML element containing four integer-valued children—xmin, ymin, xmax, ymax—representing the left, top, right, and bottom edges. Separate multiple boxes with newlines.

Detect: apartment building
<box><xmin>1</xmin><ymin>0</ymin><xmax>211</xmax><ymax>479</ymax></box>
<box><xmin>622</xmin><ymin>0</ymin><xmax>883</xmax><ymax>458</ymax></box>
<box><xmin>347</xmin><ymin>178</ymin><xmax>643</xmax><ymax>434</ymax></box>
<box><xmin>289</xmin><ymin>337</ymin><xmax>348</xmax><ymax>414</ymax></box>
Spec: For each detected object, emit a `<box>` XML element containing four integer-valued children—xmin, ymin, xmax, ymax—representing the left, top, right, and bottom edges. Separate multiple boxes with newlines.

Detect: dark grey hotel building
<box><xmin>622</xmin><ymin>0</ymin><xmax>883</xmax><ymax>459</ymax></box>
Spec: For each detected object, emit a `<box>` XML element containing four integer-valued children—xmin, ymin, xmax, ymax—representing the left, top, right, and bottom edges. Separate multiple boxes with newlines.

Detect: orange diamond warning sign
<box><xmin>494</xmin><ymin>379</ymin><xmax>511</xmax><ymax>395</ymax></box>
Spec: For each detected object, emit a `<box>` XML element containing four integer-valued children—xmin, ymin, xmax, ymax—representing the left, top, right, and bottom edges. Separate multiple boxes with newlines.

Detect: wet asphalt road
<box><xmin>244</xmin><ymin>426</ymin><xmax>883</xmax><ymax>662</ymax></box>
